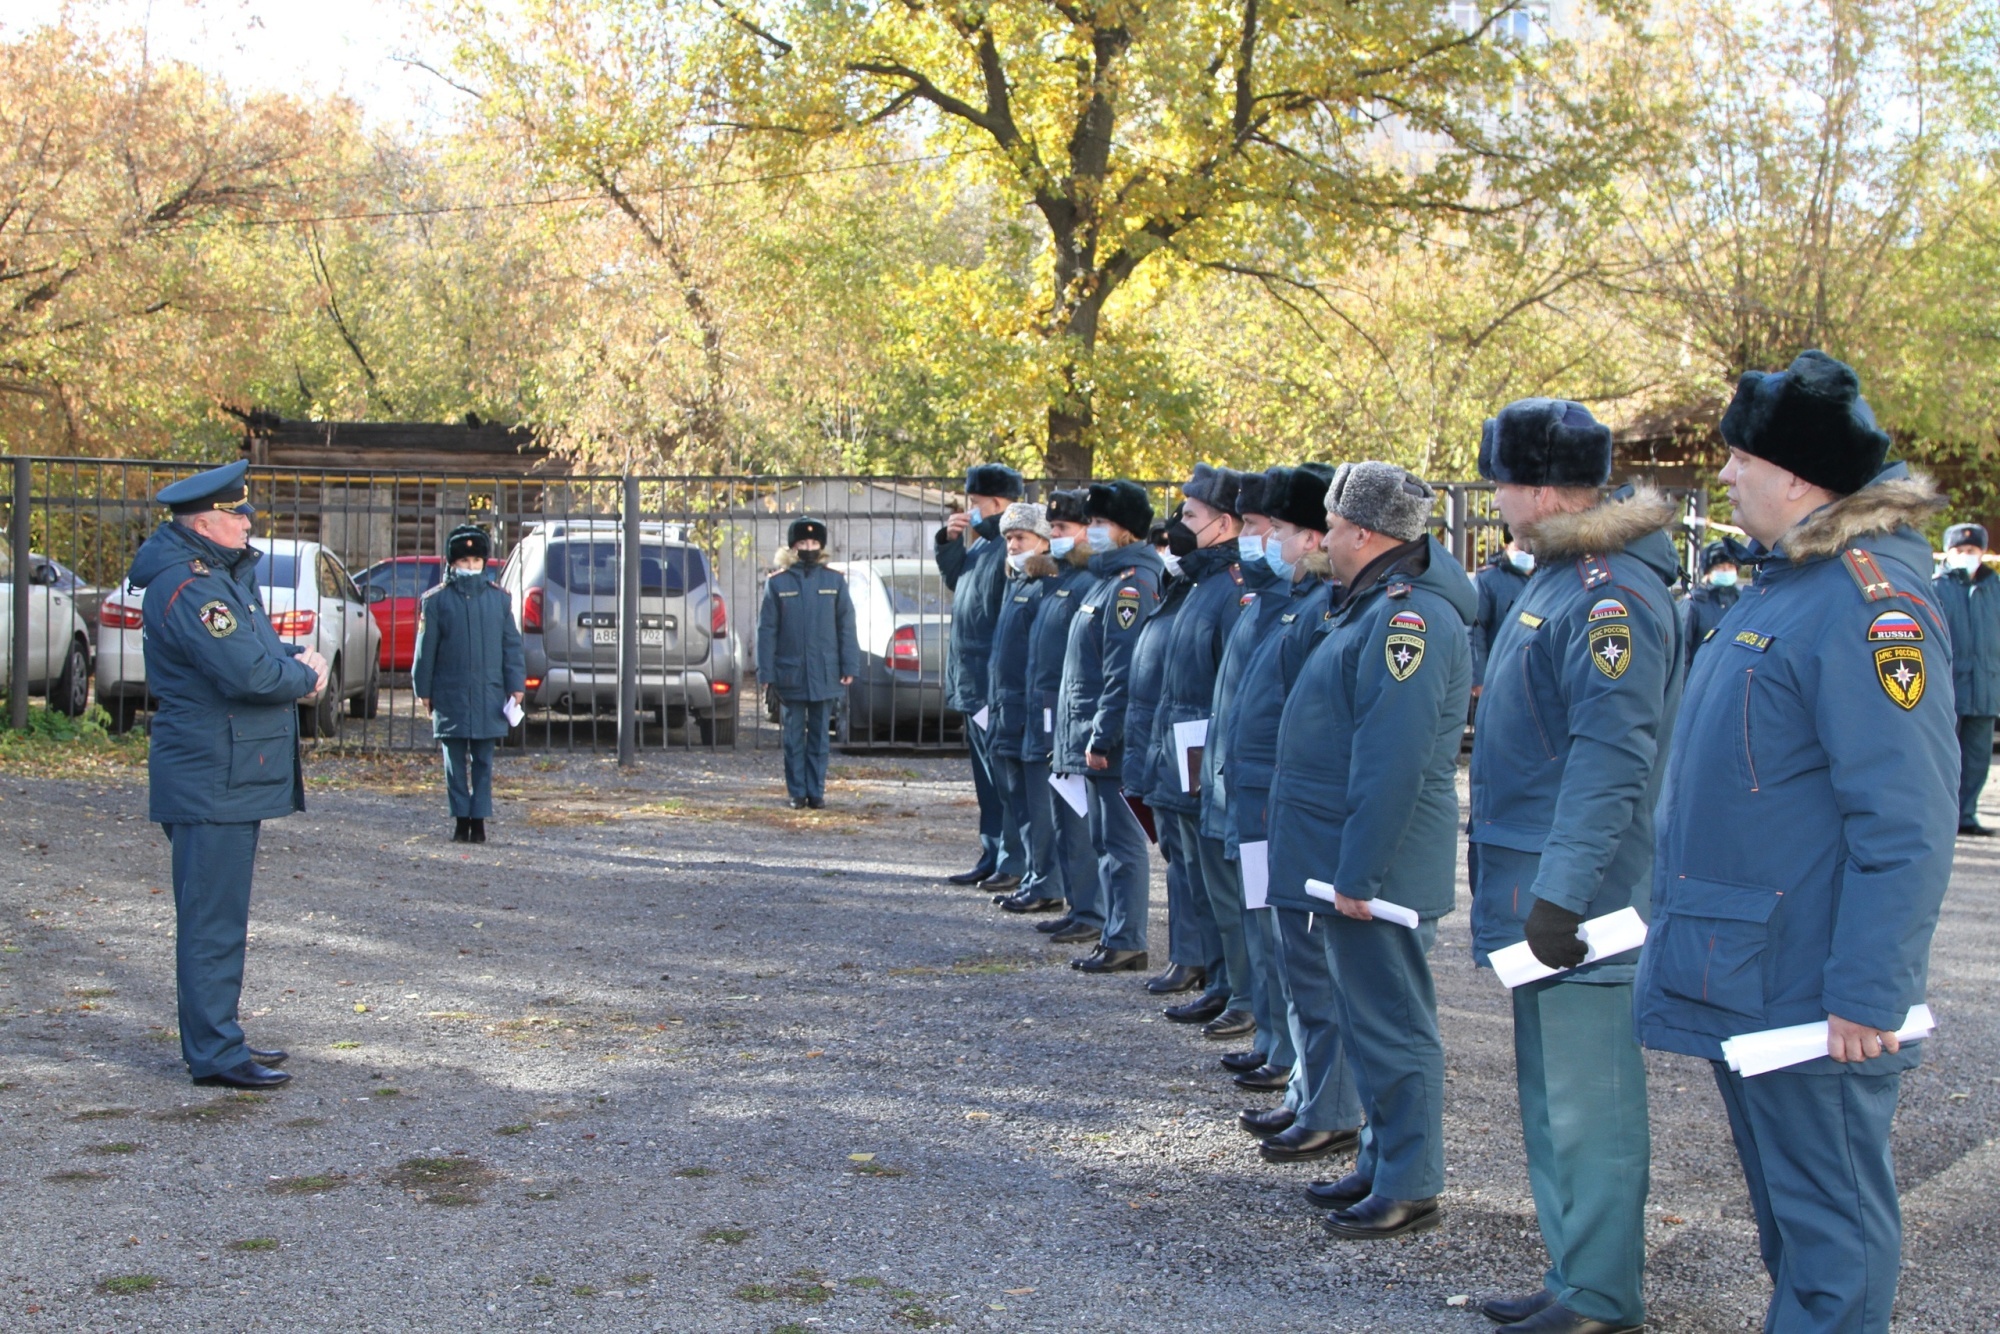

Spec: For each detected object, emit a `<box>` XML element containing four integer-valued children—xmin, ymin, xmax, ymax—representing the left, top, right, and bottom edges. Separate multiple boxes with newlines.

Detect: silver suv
<box><xmin>501</xmin><ymin>520</ymin><xmax>741</xmax><ymax>743</ymax></box>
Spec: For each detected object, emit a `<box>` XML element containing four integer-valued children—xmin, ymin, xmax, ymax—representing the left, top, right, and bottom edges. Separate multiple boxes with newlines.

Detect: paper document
<box><xmin>1173</xmin><ymin>718</ymin><xmax>1209</xmax><ymax>794</ymax></box>
<box><xmin>1489</xmin><ymin>907</ymin><xmax>1649</xmax><ymax>989</ymax></box>
<box><xmin>1239</xmin><ymin>841</ymin><xmax>1270</xmax><ymax>910</ymax></box>
<box><xmin>971</xmin><ymin>706</ymin><xmax>990</xmax><ymax>731</ymax></box>
<box><xmin>1043</xmin><ymin>707</ymin><xmax>1053</xmax><ymax>733</ymax></box>
<box><xmin>1303</xmin><ymin>879</ymin><xmax>1419</xmax><ymax>928</ymax></box>
<box><xmin>1722</xmin><ymin>1004</ymin><xmax>1935</xmax><ymax>1078</ymax></box>
<box><xmin>502</xmin><ymin>698</ymin><xmax>525</xmax><ymax>727</ymax></box>
<box><xmin>1048</xmin><ymin>772</ymin><xmax>1089</xmax><ymax>817</ymax></box>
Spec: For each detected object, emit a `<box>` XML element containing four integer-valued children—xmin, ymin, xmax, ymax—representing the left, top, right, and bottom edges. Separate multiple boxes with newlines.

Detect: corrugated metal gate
<box><xmin>1</xmin><ymin>456</ymin><xmax>1708</xmax><ymax>755</ymax></box>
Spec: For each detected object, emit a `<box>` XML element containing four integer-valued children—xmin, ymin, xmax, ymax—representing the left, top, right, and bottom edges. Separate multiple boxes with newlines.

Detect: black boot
<box><xmin>452</xmin><ymin>817</ymin><xmax>470</xmax><ymax>843</ymax></box>
<box><xmin>470</xmin><ymin>819</ymin><xmax>487</xmax><ymax>844</ymax></box>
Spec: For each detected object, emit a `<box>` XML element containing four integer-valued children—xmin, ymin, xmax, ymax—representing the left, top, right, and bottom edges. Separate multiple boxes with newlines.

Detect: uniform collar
<box><xmin>1335</xmin><ymin>537</ymin><xmax>1428</xmax><ymax>613</ymax></box>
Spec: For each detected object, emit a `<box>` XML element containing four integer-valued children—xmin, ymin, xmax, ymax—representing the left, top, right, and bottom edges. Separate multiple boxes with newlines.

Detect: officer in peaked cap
<box><xmin>127</xmin><ymin>460</ymin><xmax>328</xmax><ymax>1089</ymax></box>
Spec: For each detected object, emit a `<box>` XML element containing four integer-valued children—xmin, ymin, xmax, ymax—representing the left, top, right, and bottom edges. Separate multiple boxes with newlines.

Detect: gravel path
<box><xmin>2</xmin><ymin>748</ymin><xmax>1996</xmax><ymax>1332</ymax></box>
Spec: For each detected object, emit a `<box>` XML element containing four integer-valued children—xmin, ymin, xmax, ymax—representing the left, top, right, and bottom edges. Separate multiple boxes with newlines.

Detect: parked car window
<box><xmin>881</xmin><ymin>573</ymin><xmax>949</xmax><ymax>616</ymax></box>
<box><xmin>544</xmin><ymin>541</ymin><xmax>706</xmax><ymax>596</ymax></box>
<box><xmin>318</xmin><ymin>553</ymin><xmax>341</xmax><ymax>599</ymax></box>
<box><xmin>363</xmin><ymin>561</ymin><xmax>440</xmax><ymax>600</ymax></box>
<box><xmin>254</xmin><ymin>550</ymin><xmax>299</xmax><ymax>590</ymax></box>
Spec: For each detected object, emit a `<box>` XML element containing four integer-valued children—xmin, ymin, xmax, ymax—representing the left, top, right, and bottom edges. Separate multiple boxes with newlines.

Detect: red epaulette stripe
<box><xmin>1842</xmin><ymin>548</ymin><xmax>1897</xmax><ymax>602</ymax></box>
<box><xmin>161</xmin><ymin>577</ymin><xmax>200</xmax><ymax>617</ymax></box>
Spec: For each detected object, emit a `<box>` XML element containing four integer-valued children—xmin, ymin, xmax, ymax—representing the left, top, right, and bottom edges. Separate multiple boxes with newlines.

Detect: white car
<box><xmin>0</xmin><ymin>529</ymin><xmax>93</xmax><ymax>716</ymax></box>
<box><xmin>95</xmin><ymin>538</ymin><xmax>382</xmax><ymax>735</ymax></box>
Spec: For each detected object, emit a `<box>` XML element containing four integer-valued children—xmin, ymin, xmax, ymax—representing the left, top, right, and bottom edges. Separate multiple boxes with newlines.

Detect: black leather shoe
<box><xmin>1320</xmin><ymin>1194</ymin><xmax>1441</xmax><ymax>1239</ymax></box>
<box><xmin>246</xmin><ymin>1046</ymin><xmax>289</xmax><ymax>1067</ymax></box>
<box><xmin>1481</xmin><ymin>1291</ymin><xmax>1557</xmax><ymax>1325</ymax></box>
<box><xmin>1035</xmin><ymin>913</ymin><xmax>1077</xmax><ymax>935</ymax></box>
<box><xmin>1962</xmin><ymin>821</ymin><xmax>1994</xmax><ymax>837</ymax></box>
<box><xmin>789</xmin><ymin>797</ymin><xmax>809</xmax><ymax>809</ymax></box>
<box><xmin>1001</xmin><ymin>896</ymin><xmax>1064</xmax><ymax>915</ymax></box>
<box><xmin>1164</xmin><ymin>993</ymin><xmax>1227</xmax><ymax>1024</ymax></box>
<box><xmin>452</xmin><ymin>818</ymin><xmax>470</xmax><ymax>842</ymax></box>
<box><xmin>470</xmin><ymin>818</ymin><xmax>487</xmax><ymax>843</ymax></box>
<box><xmin>947</xmin><ymin>863</ymin><xmax>998</xmax><ymax>885</ymax></box>
<box><xmin>977</xmin><ymin>873</ymin><xmax>1022</xmax><ymax>893</ymax></box>
<box><xmin>1145</xmin><ymin>963</ymin><xmax>1205</xmax><ymax>995</ymax></box>
<box><xmin>1074</xmin><ymin>948</ymin><xmax>1147</xmax><ymax>973</ymax></box>
<box><xmin>1232</xmin><ymin>1062</ymin><xmax>1290</xmax><ymax>1091</ymax></box>
<box><xmin>1203</xmin><ymin>1009</ymin><xmax>1255</xmax><ymax>1040</ymax></box>
<box><xmin>1259</xmin><ymin>1125</ymin><xmax>1359</xmax><ymax>1164</ymax></box>
<box><xmin>1238</xmin><ymin>1106</ymin><xmax>1296</xmax><ymax>1138</ymax></box>
<box><xmin>1305</xmin><ymin>1171</ymin><xmax>1372</xmax><ymax>1210</ymax></box>
<box><xmin>806</xmin><ymin>797</ymin><xmax>825</xmax><ymax>810</ymax></box>
<box><xmin>1219</xmin><ymin>1049</ymin><xmax>1267</xmax><ymax>1074</ymax></box>
<box><xmin>192</xmin><ymin>1060</ymin><xmax>290</xmax><ymax>1089</ymax></box>
<box><xmin>1050</xmin><ymin>922</ymin><xmax>1101</xmax><ymax>945</ymax></box>
<box><xmin>1493</xmin><ymin>1302</ymin><xmax>1641</xmax><ymax>1334</ymax></box>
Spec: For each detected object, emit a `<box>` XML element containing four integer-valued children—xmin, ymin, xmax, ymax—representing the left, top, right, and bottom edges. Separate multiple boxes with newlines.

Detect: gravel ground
<box><xmin>2</xmin><ymin>745</ymin><xmax>1996</xmax><ymax>1332</ymax></box>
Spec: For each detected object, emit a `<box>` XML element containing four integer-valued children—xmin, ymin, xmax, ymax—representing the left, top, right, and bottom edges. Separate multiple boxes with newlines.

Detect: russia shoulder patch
<box><xmin>1866</xmin><ymin>609</ymin><xmax>1924</xmax><ymax>642</ymax></box>
<box><xmin>1388</xmin><ymin>610</ymin><xmax>1427</xmax><ymax>633</ymax></box>
<box><xmin>1114</xmin><ymin>586</ymin><xmax>1141</xmax><ymax>630</ymax></box>
<box><xmin>1587</xmin><ymin>597</ymin><xmax>1628</xmax><ymax>622</ymax></box>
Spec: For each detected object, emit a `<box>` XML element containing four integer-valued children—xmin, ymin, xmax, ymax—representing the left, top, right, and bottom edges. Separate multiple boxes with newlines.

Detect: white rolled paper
<box><xmin>1721</xmin><ymin>1004</ymin><xmax>1935</xmax><ymax>1078</ymax></box>
<box><xmin>1489</xmin><ymin>906</ymin><xmax>1650</xmax><ymax>989</ymax></box>
<box><xmin>1305</xmin><ymin>879</ymin><xmax>1418</xmax><ymax>927</ymax></box>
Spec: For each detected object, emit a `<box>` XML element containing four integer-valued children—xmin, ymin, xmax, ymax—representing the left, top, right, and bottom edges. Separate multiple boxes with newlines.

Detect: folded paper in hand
<box><xmin>1304</xmin><ymin>879</ymin><xmax>1418</xmax><ymax>928</ymax></box>
<box><xmin>1488</xmin><ymin>907</ymin><xmax>1649</xmax><ymax>989</ymax></box>
<box><xmin>1048</xmin><ymin>771</ymin><xmax>1089</xmax><ymax>818</ymax></box>
<box><xmin>502</xmin><ymin>698</ymin><xmax>525</xmax><ymax>727</ymax></box>
<box><xmin>1721</xmin><ymin>1004</ymin><xmax>1935</xmax><ymax>1078</ymax></box>
<box><xmin>1043</xmin><ymin>707</ymin><xmax>1053</xmax><ymax>733</ymax></box>
<box><xmin>1173</xmin><ymin>718</ymin><xmax>1208</xmax><ymax>794</ymax></box>
<box><xmin>971</xmin><ymin>706</ymin><xmax>990</xmax><ymax>732</ymax></box>
<box><xmin>1239</xmin><ymin>841</ymin><xmax>1269</xmax><ymax>911</ymax></box>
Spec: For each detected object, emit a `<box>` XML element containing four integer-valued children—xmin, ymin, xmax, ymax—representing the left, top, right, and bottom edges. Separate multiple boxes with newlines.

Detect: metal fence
<box><xmin>1</xmin><ymin>456</ymin><xmax>1707</xmax><ymax>755</ymax></box>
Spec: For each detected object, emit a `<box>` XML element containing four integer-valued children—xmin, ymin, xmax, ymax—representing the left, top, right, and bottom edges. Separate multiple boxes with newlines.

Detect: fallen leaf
<box><xmin>1663</xmin><ymin>1214</ymin><xmax>1686</xmax><ymax>1225</ymax></box>
<box><xmin>805</xmin><ymin>1050</ymin><xmax>825</xmax><ymax>1058</ymax></box>
<box><xmin>353</xmin><ymin>1003</ymin><xmax>368</xmax><ymax>1013</ymax></box>
<box><xmin>1004</xmin><ymin>1288</ymin><xmax>1035</xmax><ymax>1296</ymax></box>
<box><xmin>1446</xmin><ymin>1295</ymin><xmax>1470</xmax><ymax>1307</ymax></box>
<box><xmin>847</xmin><ymin>1153</ymin><xmax>875</xmax><ymax>1162</ymax></box>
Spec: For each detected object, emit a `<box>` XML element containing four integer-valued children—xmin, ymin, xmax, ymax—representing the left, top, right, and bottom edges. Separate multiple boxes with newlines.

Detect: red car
<box><xmin>357</xmin><ymin>556</ymin><xmax>443</xmax><ymax>671</ymax></box>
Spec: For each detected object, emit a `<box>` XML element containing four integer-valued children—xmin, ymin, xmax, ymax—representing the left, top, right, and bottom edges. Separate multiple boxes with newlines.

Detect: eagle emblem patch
<box><xmin>1114</xmin><ymin>587</ymin><xmax>1140</xmax><ymax>630</ymax></box>
<box><xmin>197</xmin><ymin>600</ymin><xmax>237</xmax><ymax>638</ymax></box>
<box><xmin>1385</xmin><ymin>632</ymin><xmax>1425</xmax><ymax>681</ymax></box>
<box><xmin>1873</xmin><ymin>645</ymin><xmax>1925</xmax><ymax>709</ymax></box>
<box><xmin>1588</xmin><ymin>623</ymin><xmax>1631</xmax><ymax>678</ymax></box>
<box><xmin>1866</xmin><ymin>610</ymin><xmax>1924</xmax><ymax>642</ymax></box>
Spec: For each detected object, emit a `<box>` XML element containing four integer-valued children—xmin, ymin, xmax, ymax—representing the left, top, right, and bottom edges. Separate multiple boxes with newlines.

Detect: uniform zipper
<box><xmin>1740</xmin><ymin>668</ymin><xmax>1759</xmax><ymax>792</ymax></box>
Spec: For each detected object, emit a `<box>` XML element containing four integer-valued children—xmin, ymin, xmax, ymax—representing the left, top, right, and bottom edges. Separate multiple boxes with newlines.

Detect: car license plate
<box><xmin>591</xmin><ymin>628</ymin><xmax>665</xmax><ymax>646</ymax></box>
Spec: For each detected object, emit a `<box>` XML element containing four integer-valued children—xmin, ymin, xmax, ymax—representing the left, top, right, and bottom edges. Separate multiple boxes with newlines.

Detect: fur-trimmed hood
<box><xmin>1022</xmin><ymin>552</ymin><xmax>1061</xmax><ymax>580</ymax></box>
<box><xmin>1293</xmin><ymin>550</ymin><xmax>1335</xmax><ymax>584</ymax></box>
<box><xmin>1521</xmin><ymin>486</ymin><xmax>1677</xmax><ymax>562</ymax></box>
<box><xmin>774</xmin><ymin>546</ymin><xmax>832</xmax><ymax>572</ymax></box>
<box><xmin>1780</xmin><ymin>468</ymin><xmax>1946</xmax><ymax>562</ymax></box>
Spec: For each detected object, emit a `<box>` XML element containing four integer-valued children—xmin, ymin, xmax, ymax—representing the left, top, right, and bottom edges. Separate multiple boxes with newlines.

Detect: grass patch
<box><xmin>733</xmin><ymin>1284</ymin><xmax>782</xmax><ymax>1302</ymax></box>
<box><xmin>622</xmin><ymin>1271</ymin><xmax>654</xmax><ymax>1286</ymax></box>
<box><xmin>385</xmin><ymin>1154</ymin><xmax>494</xmax><ymax>1204</ymax></box>
<box><xmin>0</xmin><ymin>704</ymin><xmax>144</xmax><ymax>777</ymax></box>
<box><xmin>69</xmin><ymin>987</ymin><xmax>117</xmax><ymax>999</ymax></box>
<box><xmin>96</xmin><ymin>1274</ymin><xmax>161</xmax><ymax>1296</ymax></box>
<box><xmin>672</xmin><ymin>1165</ymin><xmax>714</xmax><ymax>1178</ymax></box>
<box><xmin>893</xmin><ymin>1303</ymin><xmax>949</xmax><ymax>1328</ymax></box>
<box><xmin>495</xmin><ymin>1122</ymin><xmax>533</xmax><ymax>1136</ymax></box>
<box><xmin>72</xmin><ymin>1107</ymin><xmax>135</xmax><ymax>1121</ymax></box>
<box><xmin>529</xmin><ymin>1274</ymin><xmax>554</xmax><ymax>1287</ymax></box>
<box><xmin>700</xmin><ymin>1227</ymin><xmax>751</xmax><ymax>1244</ymax></box>
<box><xmin>851</xmin><ymin>1161</ymin><xmax>908</xmax><ymax>1178</ymax></box>
<box><xmin>524</xmin><ymin>1189</ymin><xmax>559</xmax><ymax>1201</ymax></box>
<box><xmin>570</xmin><ymin>1285</ymin><xmax>598</xmax><ymax>1297</ymax></box>
<box><xmin>267</xmin><ymin>1173</ymin><xmax>348</xmax><ymax>1195</ymax></box>
<box><xmin>886</xmin><ymin>966</ymin><xmax>939</xmax><ymax>977</ymax></box>
<box><xmin>281</xmin><ymin>1117</ymin><xmax>326</xmax><ymax>1129</ymax></box>
<box><xmin>48</xmin><ymin>1169</ymin><xmax>111</xmax><ymax>1184</ymax></box>
<box><xmin>84</xmin><ymin>1142</ymin><xmax>141</xmax><ymax>1155</ymax></box>
<box><xmin>227</xmin><ymin>1238</ymin><xmax>279</xmax><ymax>1252</ymax></box>
<box><xmin>368</xmin><ymin>1087</ymin><xmax>402</xmax><ymax>1098</ymax></box>
<box><xmin>330</xmin><ymin>1040</ymin><xmax>361</xmax><ymax>1050</ymax></box>
<box><xmin>150</xmin><ymin>1094</ymin><xmax>265</xmax><ymax>1123</ymax></box>
<box><xmin>847</xmin><ymin>1276</ymin><xmax>886</xmax><ymax>1289</ymax></box>
<box><xmin>950</xmin><ymin>959</ymin><xmax>1022</xmax><ymax>975</ymax></box>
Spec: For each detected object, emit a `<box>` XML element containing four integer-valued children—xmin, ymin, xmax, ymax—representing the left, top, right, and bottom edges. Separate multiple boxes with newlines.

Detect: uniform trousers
<box><xmin>1045</xmin><ymin>767</ymin><xmax>1103</xmax><ymax>930</ymax></box>
<box><xmin>966</xmin><ymin>716</ymin><xmax>1025</xmax><ymax>877</ymax></box>
<box><xmin>440</xmin><ymin>737</ymin><xmax>496</xmax><ymax>818</ymax></box>
<box><xmin>1272</xmin><ymin>908</ymin><xmax>1364</xmax><ymax>1133</ymax></box>
<box><xmin>1713</xmin><ymin>1063</ymin><xmax>1903</xmax><ymax>1334</ymax></box>
<box><xmin>1012</xmin><ymin>755</ymin><xmax>1061</xmax><ymax>902</ymax></box>
<box><xmin>1958</xmin><ymin>714</ymin><xmax>1995</xmax><ymax>824</ymax></box>
<box><xmin>1162</xmin><ymin>815</ymin><xmax>1221</xmax><ymax>980</ymax></box>
<box><xmin>1243</xmin><ymin>904</ymin><xmax>1299</xmax><ymax>1074</ymax></box>
<box><xmin>779</xmin><ymin>697</ymin><xmax>832</xmax><ymax>802</ymax></box>
<box><xmin>1326</xmin><ymin>913</ymin><xmax>1446</xmax><ymax>1200</ymax></box>
<box><xmin>164</xmin><ymin>821</ymin><xmax>261</xmax><ymax>1078</ymax></box>
<box><xmin>1513</xmin><ymin>977</ymin><xmax>1650</xmax><ymax>1327</ymax></box>
<box><xmin>1090</xmin><ymin>773</ymin><xmax>1152</xmax><ymax>952</ymax></box>
<box><xmin>1193</xmin><ymin>827</ymin><xmax>1251</xmax><ymax>1012</ymax></box>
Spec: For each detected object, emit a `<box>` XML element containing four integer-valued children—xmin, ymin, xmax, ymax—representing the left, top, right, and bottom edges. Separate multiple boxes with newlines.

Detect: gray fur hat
<box><xmin>999</xmin><ymin>501</ymin><xmax>1050</xmax><ymax>539</ymax></box>
<box><xmin>1945</xmin><ymin>522</ymin><xmax>1989</xmax><ymax>550</ymax></box>
<box><xmin>1324</xmin><ymin>462</ymin><xmax>1434</xmax><ymax>543</ymax></box>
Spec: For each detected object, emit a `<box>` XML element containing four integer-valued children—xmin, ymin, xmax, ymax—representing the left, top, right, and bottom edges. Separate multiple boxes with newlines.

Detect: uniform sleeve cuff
<box><xmin>1821</xmin><ymin>992</ymin><xmax>1912</xmax><ymax>1033</ymax></box>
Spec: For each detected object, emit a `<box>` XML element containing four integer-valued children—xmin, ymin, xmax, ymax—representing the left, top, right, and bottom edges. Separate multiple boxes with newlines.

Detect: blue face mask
<box><xmin>1708</xmin><ymin>569</ymin><xmax>1738</xmax><ymax>588</ymax></box>
<box><xmin>1238</xmin><ymin>533</ymin><xmax>1265</xmax><ymax>564</ymax></box>
<box><xmin>1264</xmin><ymin>544</ymin><xmax>1296</xmax><ymax>583</ymax></box>
<box><xmin>1048</xmin><ymin>535</ymin><xmax>1076</xmax><ymax>559</ymax></box>
<box><xmin>1085</xmin><ymin>524</ymin><xmax>1113</xmax><ymax>551</ymax></box>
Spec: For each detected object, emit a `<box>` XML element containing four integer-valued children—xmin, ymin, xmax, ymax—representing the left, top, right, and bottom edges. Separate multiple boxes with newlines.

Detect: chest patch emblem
<box><xmin>1866</xmin><ymin>610</ymin><xmax>1924</xmax><ymax>642</ymax></box>
<box><xmin>1587</xmin><ymin>597</ymin><xmax>1628</xmax><ymax>621</ymax></box>
<box><xmin>1114</xmin><ymin>587</ymin><xmax>1141</xmax><ymax>630</ymax></box>
<box><xmin>1873</xmin><ymin>645</ymin><xmax>1925</xmax><ymax>709</ymax></box>
<box><xmin>1732</xmin><ymin>629</ymin><xmax>1773</xmax><ymax>652</ymax></box>
<box><xmin>198</xmin><ymin>600</ymin><xmax>237</xmax><ymax>638</ymax></box>
<box><xmin>1517</xmin><ymin>610</ymin><xmax>1545</xmax><ymax>630</ymax></box>
<box><xmin>188</xmin><ymin>558</ymin><xmax>209</xmax><ymax>575</ymax></box>
<box><xmin>1385</xmin><ymin>632</ymin><xmax>1425</xmax><ymax>681</ymax></box>
<box><xmin>1588</xmin><ymin>623</ymin><xmax>1632</xmax><ymax>678</ymax></box>
<box><xmin>1388</xmin><ymin>610</ymin><xmax>1427</xmax><ymax>632</ymax></box>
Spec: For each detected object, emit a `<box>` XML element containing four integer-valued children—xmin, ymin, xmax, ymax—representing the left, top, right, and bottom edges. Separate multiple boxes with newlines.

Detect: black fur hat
<box><xmin>1046</xmin><ymin>487</ymin><xmax>1089</xmax><ymax>526</ymax></box>
<box><xmin>787</xmin><ymin>516</ymin><xmax>829</xmax><ymax>547</ymax></box>
<box><xmin>446</xmin><ymin>524</ymin><xmax>492</xmax><ymax>562</ymax></box>
<box><xmin>1087</xmin><ymin>479</ymin><xmax>1154</xmax><ymax>540</ymax></box>
<box><xmin>1479</xmin><ymin>399</ymin><xmax>1613</xmax><ymax>488</ymax></box>
<box><xmin>964</xmin><ymin>464</ymin><xmax>1024</xmax><ymax>501</ymax></box>
<box><xmin>1183</xmin><ymin>463</ymin><xmax>1243</xmax><ymax>517</ymax></box>
<box><xmin>1274</xmin><ymin>462</ymin><xmax>1336</xmax><ymax>532</ymax></box>
<box><xmin>1700</xmin><ymin>536</ymin><xmax>1749</xmax><ymax>572</ymax></box>
<box><xmin>1236</xmin><ymin>470</ymin><xmax>1273</xmax><ymax>517</ymax></box>
<box><xmin>1718</xmin><ymin>349</ymin><xmax>1890</xmax><ymax>496</ymax></box>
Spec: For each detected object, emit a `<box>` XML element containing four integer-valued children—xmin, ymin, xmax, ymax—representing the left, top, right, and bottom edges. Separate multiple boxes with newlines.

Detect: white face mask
<box><xmin>1708</xmin><ymin>569</ymin><xmax>1739</xmax><ymax>588</ymax></box>
<box><xmin>1509</xmin><ymin>551</ymin><xmax>1535</xmax><ymax>574</ymax></box>
<box><xmin>1086</xmin><ymin>524</ymin><xmax>1113</xmax><ymax>551</ymax></box>
<box><xmin>1238</xmin><ymin>534</ymin><xmax>1265</xmax><ymax>563</ymax></box>
<box><xmin>1161</xmin><ymin>551</ymin><xmax>1183</xmax><ymax>578</ymax></box>
<box><xmin>1946</xmin><ymin>551</ymin><xmax>1984</xmax><ymax>573</ymax></box>
<box><xmin>1007</xmin><ymin>551</ymin><xmax>1031</xmax><ymax>572</ymax></box>
<box><xmin>1048</xmin><ymin>535</ymin><xmax>1076</xmax><ymax>558</ymax></box>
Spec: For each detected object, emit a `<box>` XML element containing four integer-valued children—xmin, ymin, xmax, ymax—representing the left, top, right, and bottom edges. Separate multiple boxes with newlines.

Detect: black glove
<box><xmin>1524</xmin><ymin>898</ymin><xmax>1588</xmax><ymax>970</ymax></box>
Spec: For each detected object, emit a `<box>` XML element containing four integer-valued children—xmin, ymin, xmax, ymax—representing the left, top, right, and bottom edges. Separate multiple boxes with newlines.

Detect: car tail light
<box><xmin>98</xmin><ymin>601</ymin><xmax>143</xmax><ymax>630</ymax></box>
<box><xmin>525</xmin><ymin>676</ymin><xmax>542</xmax><ymax>691</ymax></box>
<box><xmin>710</xmin><ymin>592</ymin><xmax>727</xmax><ymax>637</ymax></box>
<box><xmin>269</xmin><ymin>610</ymin><xmax>315</xmax><ymax>636</ymax></box>
<box><xmin>522</xmin><ymin>587</ymin><xmax>544</xmax><ymax>632</ymax></box>
<box><xmin>889</xmin><ymin>624</ymin><xmax>920</xmax><ymax>673</ymax></box>
<box><xmin>712</xmin><ymin>680</ymin><xmax>731</xmax><ymax>695</ymax></box>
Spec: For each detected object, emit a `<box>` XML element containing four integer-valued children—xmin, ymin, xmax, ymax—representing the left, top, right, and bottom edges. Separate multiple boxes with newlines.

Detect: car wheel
<box><xmin>349</xmin><ymin>664</ymin><xmax>380</xmax><ymax>718</ymax></box>
<box><xmin>697</xmin><ymin>706</ymin><xmax>737</xmax><ymax>747</ymax></box>
<box><xmin>304</xmin><ymin>659</ymin><xmax>343</xmax><ymax>738</ymax></box>
<box><xmin>51</xmin><ymin>638</ymin><xmax>89</xmax><ymax>716</ymax></box>
<box><xmin>104</xmin><ymin>694</ymin><xmax>143</xmax><ymax>734</ymax></box>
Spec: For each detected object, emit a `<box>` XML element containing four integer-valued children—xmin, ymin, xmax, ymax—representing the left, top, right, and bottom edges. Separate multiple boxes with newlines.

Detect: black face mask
<box><xmin>796</xmin><ymin>549</ymin><xmax>824</xmax><ymax>565</ymax></box>
<box><xmin>1164</xmin><ymin>519</ymin><xmax>1199</xmax><ymax>559</ymax></box>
